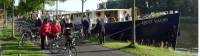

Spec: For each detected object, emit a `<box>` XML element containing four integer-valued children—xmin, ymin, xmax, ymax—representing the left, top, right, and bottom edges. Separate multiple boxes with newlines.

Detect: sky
<box><xmin>14</xmin><ymin>0</ymin><xmax>20</xmax><ymax>6</ymax></box>
<box><xmin>14</xmin><ymin>0</ymin><xmax>107</xmax><ymax>11</ymax></box>
<box><xmin>45</xmin><ymin>0</ymin><xmax>99</xmax><ymax>11</ymax></box>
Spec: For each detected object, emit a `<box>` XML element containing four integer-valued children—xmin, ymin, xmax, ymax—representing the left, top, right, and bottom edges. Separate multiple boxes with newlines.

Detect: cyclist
<box><xmin>39</xmin><ymin>18</ymin><xmax>51</xmax><ymax>50</ymax></box>
<box><xmin>63</xmin><ymin>15</ymin><xmax>75</xmax><ymax>45</ymax></box>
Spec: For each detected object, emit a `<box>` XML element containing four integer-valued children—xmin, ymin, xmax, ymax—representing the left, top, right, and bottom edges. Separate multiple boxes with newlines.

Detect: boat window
<box><xmin>104</xmin><ymin>11</ymin><xmax>118</xmax><ymax>23</ymax></box>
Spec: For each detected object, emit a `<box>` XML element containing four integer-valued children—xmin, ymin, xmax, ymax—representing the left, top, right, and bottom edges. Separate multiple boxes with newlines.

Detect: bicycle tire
<box><xmin>19</xmin><ymin>33</ymin><xmax>29</xmax><ymax>47</ymax></box>
<box><xmin>48</xmin><ymin>39</ymin><xmax>64</xmax><ymax>54</ymax></box>
<box><xmin>19</xmin><ymin>34</ymin><xmax>25</xmax><ymax>47</ymax></box>
<box><xmin>63</xmin><ymin>46</ymin><xmax>77</xmax><ymax>56</ymax></box>
<box><xmin>32</xmin><ymin>35</ymin><xmax>41</xmax><ymax>45</ymax></box>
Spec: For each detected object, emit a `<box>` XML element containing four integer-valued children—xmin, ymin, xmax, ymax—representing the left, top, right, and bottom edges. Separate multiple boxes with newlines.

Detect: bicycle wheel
<box><xmin>19</xmin><ymin>33</ymin><xmax>29</xmax><ymax>47</ymax></box>
<box><xmin>77</xmin><ymin>32</ymin><xmax>83</xmax><ymax>41</ymax></box>
<box><xmin>48</xmin><ymin>39</ymin><xmax>64</xmax><ymax>54</ymax></box>
<box><xmin>63</xmin><ymin>46</ymin><xmax>77</xmax><ymax>56</ymax></box>
<box><xmin>33</xmin><ymin>35</ymin><xmax>41</xmax><ymax>45</ymax></box>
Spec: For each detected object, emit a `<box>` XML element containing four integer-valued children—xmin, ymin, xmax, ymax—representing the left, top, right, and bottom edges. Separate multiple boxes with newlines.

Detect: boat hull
<box><xmin>91</xmin><ymin>13</ymin><xmax>180</xmax><ymax>48</ymax></box>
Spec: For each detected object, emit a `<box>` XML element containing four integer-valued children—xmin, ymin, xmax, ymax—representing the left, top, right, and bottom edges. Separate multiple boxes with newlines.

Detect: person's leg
<box><xmin>99</xmin><ymin>32</ymin><xmax>103</xmax><ymax>44</ymax></box>
<box><xmin>85</xmin><ymin>29</ymin><xmax>88</xmax><ymax>40</ymax></box>
<box><xmin>69</xmin><ymin>35</ymin><xmax>75</xmax><ymax>45</ymax></box>
<box><xmin>64</xmin><ymin>35</ymin><xmax>69</xmax><ymax>45</ymax></box>
<box><xmin>83</xmin><ymin>29</ymin><xmax>87</xmax><ymax>40</ymax></box>
<box><xmin>86</xmin><ymin>29</ymin><xmax>90</xmax><ymax>40</ymax></box>
<box><xmin>40</xmin><ymin>35</ymin><xmax>45</xmax><ymax>49</ymax></box>
<box><xmin>87</xmin><ymin>29</ymin><xmax>91</xmax><ymax>40</ymax></box>
<box><xmin>61</xmin><ymin>28</ymin><xmax>63</xmax><ymax>34</ymax></box>
<box><xmin>102</xmin><ymin>32</ymin><xmax>105</xmax><ymax>44</ymax></box>
<box><xmin>96</xmin><ymin>33</ymin><xmax>100</xmax><ymax>44</ymax></box>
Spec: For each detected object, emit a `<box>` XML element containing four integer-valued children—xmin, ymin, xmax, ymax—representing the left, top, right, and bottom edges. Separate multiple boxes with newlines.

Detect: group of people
<box><xmin>30</xmin><ymin>12</ymin><xmax>106</xmax><ymax>49</ymax></box>
<box><xmin>32</xmin><ymin>15</ymin><xmax>73</xmax><ymax>49</ymax></box>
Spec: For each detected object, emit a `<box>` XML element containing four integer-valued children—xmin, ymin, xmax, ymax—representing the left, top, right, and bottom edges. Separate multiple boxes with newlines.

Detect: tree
<box><xmin>0</xmin><ymin>0</ymin><xmax>13</xmax><ymax>26</ymax></box>
<box><xmin>12</xmin><ymin>0</ymin><xmax>15</xmax><ymax>38</ymax></box>
<box><xmin>0</xmin><ymin>0</ymin><xmax>16</xmax><ymax>38</ymax></box>
<box><xmin>17</xmin><ymin>0</ymin><xmax>67</xmax><ymax>16</ymax></box>
<box><xmin>17</xmin><ymin>0</ymin><xmax>45</xmax><ymax>16</ymax></box>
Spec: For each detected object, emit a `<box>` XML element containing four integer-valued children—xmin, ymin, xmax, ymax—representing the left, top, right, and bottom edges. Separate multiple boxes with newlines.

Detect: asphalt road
<box><xmin>45</xmin><ymin>41</ymin><xmax>134</xmax><ymax>56</ymax></box>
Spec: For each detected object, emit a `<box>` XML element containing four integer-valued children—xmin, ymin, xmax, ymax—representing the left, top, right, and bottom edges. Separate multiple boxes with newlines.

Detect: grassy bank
<box><xmin>0</xmin><ymin>23</ymin><xmax>46</xmax><ymax>56</ymax></box>
<box><xmin>103</xmin><ymin>41</ymin><xmax>192</xmax><ymax>56</ymax></box>
<box><xmin>88</xmin><ymin>36</ymin><xmax>192</xmax><ymax>56</ymax></box>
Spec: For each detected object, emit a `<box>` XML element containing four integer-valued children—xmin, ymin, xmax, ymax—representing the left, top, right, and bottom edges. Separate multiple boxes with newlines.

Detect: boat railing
<box><xmin>136</xmin><ymin>10</ymin><xmax>179</xmax><ymax>20</ymax></box>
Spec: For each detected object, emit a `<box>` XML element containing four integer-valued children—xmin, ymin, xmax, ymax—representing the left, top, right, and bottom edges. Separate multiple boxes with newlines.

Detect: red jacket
<box><xmin>50</xmin><ymin>23</ymin><xmax>61</xmax><ymax>33</ymax></box>
<box><xmin>39</xmin><ymin>22</ymin><xmax>51</xmax><ymax>36</ymax></box>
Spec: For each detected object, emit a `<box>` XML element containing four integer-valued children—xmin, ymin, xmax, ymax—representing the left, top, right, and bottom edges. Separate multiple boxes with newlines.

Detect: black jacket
<box><xmin>35</xmin><ymin>19</ymin><xmax>42</xmax><ymax>27</ymax></box>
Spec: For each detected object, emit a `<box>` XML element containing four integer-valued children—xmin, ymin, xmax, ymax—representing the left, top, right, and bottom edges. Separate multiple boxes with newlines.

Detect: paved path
<box><xmin>45</xmin><ymin>41</ymin><xmax>134</xmax><ymax>56</ymax></box>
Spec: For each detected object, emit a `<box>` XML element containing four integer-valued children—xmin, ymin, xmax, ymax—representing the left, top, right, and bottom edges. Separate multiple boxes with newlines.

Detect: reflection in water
<box><xmin>175</xmin><ymin>17</ymin><xmax>198</xmax><ymax>56</ymax></box>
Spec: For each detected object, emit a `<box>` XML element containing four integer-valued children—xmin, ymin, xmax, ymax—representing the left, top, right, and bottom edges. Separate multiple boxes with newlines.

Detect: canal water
<box><xmin>175</xmin><ymin>17</ymin><xmax>198</xmax><ymax>56</ymax></box>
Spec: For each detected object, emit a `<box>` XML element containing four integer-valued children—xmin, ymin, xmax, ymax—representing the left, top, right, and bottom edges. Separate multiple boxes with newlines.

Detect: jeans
<box><xmin>97</xmin><ymin>31</ymin><xmax>105</xmax><ymax>44</ymax></box>
<box><xmin>40</xmin><ymin>35</ymin><xmax>46</xmax><ymax>49</ymax></box>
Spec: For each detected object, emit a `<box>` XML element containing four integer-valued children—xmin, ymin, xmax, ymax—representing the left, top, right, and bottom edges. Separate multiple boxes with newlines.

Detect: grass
<box><xmin>103</xmin><ymin>41</ymin><xmax>192</xmax><ymax>56</ymax></box>
<box><xmin>0</xmin><ymin>23</ymin><xmax>46</xmax><ymax>56</ymax></box>
<box><xmin>88</xmin><ymin>36</ymin><xmax>192</xmax><ymax>56</ymax></box>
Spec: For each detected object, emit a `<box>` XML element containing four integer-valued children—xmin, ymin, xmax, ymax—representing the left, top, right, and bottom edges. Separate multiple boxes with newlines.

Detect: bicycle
<box><xmin>72</xmin><ymin>30</ymin><xmax>82</xmax><ymax>41</ymax></box>
<box><xmin>18</xmin><ymin>22</ymin><xmax>39</xmax><ymax>47</ymax></box>
<box><xmin>18</xmin><ymin>24</ymin><xmax>32</xmax><ymax>47</ymax></box>
<box><xmin>30</xmin><ymin>27</ymin><xmax>41</xmax><ymax>44</ymax></box>
<box><xmin>63</xmin><ymin>37</ymin><xmax>77</xmax><ymax>56</ymax></box>
<box><xmin>48</xmin><ymin>34</ymin><xmax>65</xmax><ymax>54</ymax></box>
<box><xmin>62</xmin><ymin>28</ymin><xmax>78</xmax><ymax>56</ymax></box>
<box><xmin>47</xmin><ymin>28</ymin><xmax>78</xmax><ymax>56</ymax></box>
<box><xmin>72</xmin><ymin>24</ymin><xmax>83</xmax><ymax>41</ymax></box>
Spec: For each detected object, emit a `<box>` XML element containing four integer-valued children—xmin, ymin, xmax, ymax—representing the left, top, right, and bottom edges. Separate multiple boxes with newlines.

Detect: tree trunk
<box><xmin>5</xmin><ymin>9</ymin><xmax>7</xmax><ymax>26</ymax></box>
<box><xmin>12</xmin><ymin>1</ymin><xmax>15</xmax><ymax>38</ymax></box>
<box><xmin>3</xmin><ymin>2</ymin><xmax>6</xmax><ymax>26</ymax></box>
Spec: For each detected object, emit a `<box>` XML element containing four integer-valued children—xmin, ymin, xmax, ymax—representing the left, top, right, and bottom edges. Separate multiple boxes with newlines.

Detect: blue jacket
<box><xmin>82</xmin><ymin>17</ymin><xmax>90</xmax><ymax>30</ymax></box>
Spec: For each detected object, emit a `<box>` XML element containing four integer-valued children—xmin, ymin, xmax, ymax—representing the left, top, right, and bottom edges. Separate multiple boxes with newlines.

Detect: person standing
<box><xmin>39</xmin><ymin>18</ymin><xmax>51</xmax><ymax>49</ymax></box>
<box><xmin>50</xmin><ymin>20</ymin><xmax>61</xmax><ymax>38</ymax></box>
<box><xmin>95</xmin><ymin>12</ymin><xmax>105</xmax><ymax>44</ymax></box>
<box><xmin>82</xmin><ymin>15</ymin><xmax>90</xmax><ymax>40</ymax></box>
<box><xmin>74</xmin><ymin>15</ymin><xmax>82</xmax><ymax>31</ymax></box>
<box><xmin>35</xmin><ymin>17</ymin><xmax>42</xmax><ymax>29</ymax></box>
<box><xmin>49</xmin><ymin>14</ymin><xmax>54</xmax><ymax>22</ymax></box>
<box><xmin>60</xmin><ymin>16</ymin><xmax>67</xmax><ymax>34</ymax></box>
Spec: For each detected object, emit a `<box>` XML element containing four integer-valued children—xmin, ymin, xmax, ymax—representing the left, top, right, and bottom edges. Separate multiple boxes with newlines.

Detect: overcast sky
<box><xmin>45</xmin><ymin>0</ymin><xmax>99</xmax><ymax>11</ymax></box>
<box><xmin>14</xmin><ymin>0</ymin><xmax>108</xmax><ymax>11</ymax></box>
